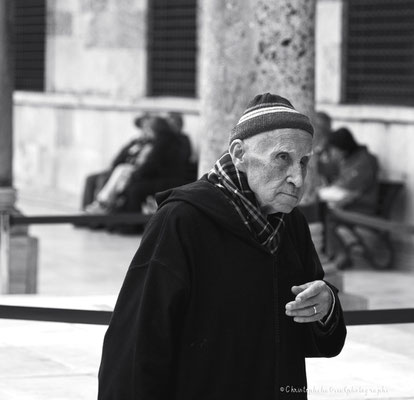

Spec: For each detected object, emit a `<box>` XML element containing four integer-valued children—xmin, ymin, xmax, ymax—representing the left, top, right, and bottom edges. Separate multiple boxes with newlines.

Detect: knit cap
<box><xmin>229</xmin><ymin>93</ymin><xmax>314</xmax><ymax>143</ymax></box>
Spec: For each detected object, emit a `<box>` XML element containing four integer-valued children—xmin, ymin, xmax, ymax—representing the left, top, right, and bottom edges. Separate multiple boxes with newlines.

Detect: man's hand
<box><xmin>285</xmin><ymin>281</ymin><xmax>333</xmax><ymax>323</ymax></box>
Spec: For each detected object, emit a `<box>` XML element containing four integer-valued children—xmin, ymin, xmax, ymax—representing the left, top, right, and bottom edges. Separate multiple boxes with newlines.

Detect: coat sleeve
<box><xmin>111</xmin><ymin>140</ymin><xmax>136</xmax><ymax>169</ymax></box>
<box><xmin>295</xmin><ymin>209</ymin><xmax>347</xmax><ymax>358</ymax></box>
<box><xmin>98</xmin><ymin>206</ymin><xmax>190</xmax><ymax>399</ymax></box>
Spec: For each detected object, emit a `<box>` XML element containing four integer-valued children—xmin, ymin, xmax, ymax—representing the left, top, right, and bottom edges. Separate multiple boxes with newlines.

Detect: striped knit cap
<box><xmin>229</xmin><ymin>93</ymin><xmax>314</xmax><ymax>143</ymax></box>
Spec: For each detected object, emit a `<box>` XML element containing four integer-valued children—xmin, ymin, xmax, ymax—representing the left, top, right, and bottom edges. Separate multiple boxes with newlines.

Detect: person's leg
<box><xmin>76</xmin><ymin>171</ymin><xmax>109</xmax><ymax>227</ymax></box>
<box><xmin>82</xmin><ymin>173</ymin><xmax>101</xmax><ymax>209</ymax></box>
<box><xmin>325</xmin><ymin>213</ymin><xmax>356</xmax><ymax>270</ymax></box>
<box><xmin>95</xmin><ymin>164</ymin><xmax>135</xmax><ymax>207</ymax></box>
<box><xmin>94</xmin><ymin>171</ymin><xmax>111</xmax><ymax>197</ymax></box>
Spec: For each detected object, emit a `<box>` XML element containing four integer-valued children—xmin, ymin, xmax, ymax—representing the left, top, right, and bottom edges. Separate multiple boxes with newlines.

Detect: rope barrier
<box><xmin>3</xmin><ymin>213</ymin><xmax>414</xmax><ymax>327</ymax></box>
<box><xmin>0</xmin><ymin>305</ymin><xmax>112</xmax><ymax>325</ymax></box>
<box><xmin>344</xmin><ymin>308</ymin><xmax>414</xmax><ymax>325</ymax></box>
<box><xmin>10</xmin><ymin>213</ymin><xmax>152</xmax><ymax>226</ymax></box>
<box><xmin>0</xmin><ymin>305</ymin><xmax>413</xmax><ymax>326</ymax></box>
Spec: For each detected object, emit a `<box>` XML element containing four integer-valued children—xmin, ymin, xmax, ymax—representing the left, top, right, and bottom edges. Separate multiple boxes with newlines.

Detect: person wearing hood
<box><xmin>98</xmin><ymin>93</ymin><xmax>347</xmax><ymax>400</ymax></box>
<box><xmin>318</xmin><ymin>127</ymin><xmax>379</xmax><ymax>269</ymax></box>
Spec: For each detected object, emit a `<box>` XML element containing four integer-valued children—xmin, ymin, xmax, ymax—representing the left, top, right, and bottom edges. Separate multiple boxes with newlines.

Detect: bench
<box><xmin>326</xmin><ymin>180</ymin><xmax>411</xmax><ymax>269</ymax></box>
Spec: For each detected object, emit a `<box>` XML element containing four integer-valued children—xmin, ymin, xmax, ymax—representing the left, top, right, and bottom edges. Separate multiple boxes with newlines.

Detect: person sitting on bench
<box><xmin>318</xmin><ymin>127</ymin><xmax>379</xmax><ymax>269</ymax></box>
<box><xmin>85</xmin><ymin>115</ymin><xmax>192</xmax><ymax>217</ymax></box>
<box><xmin>81</xmin><ymin>113</ymin><xmax>151</xmax><ymax>212</ymax></box>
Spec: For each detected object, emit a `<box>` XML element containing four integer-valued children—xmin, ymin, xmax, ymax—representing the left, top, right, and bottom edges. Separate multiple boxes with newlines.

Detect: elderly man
<box><xmin>98</xmin><ymin>93</ymin><xmax>347</xmax><ymax>400</ymax></box>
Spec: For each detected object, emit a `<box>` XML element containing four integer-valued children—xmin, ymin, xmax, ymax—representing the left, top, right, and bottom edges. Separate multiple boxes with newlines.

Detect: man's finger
<box><xmin>286</xmin><ymin>296</ymin><xmax>319</xmax><ymax>311</ymax></box>
<box><xmin>291</xmin><ymin>282</ymin><xmax>313</xmax><ymax>296</ymax></box>
<box><xmin>293</xmin><ymin>315</ymin><xmax>321</xmax><ymax>323</ymax></box>
<box><xmin>286</xmin><ymin>305</ymin><xmax>321</xmax><ymax>318</ymax></box>
<box><xmin>293</xmin><ymin>281</ymin><xmax>324</xmax><ymax>302</ymax></box>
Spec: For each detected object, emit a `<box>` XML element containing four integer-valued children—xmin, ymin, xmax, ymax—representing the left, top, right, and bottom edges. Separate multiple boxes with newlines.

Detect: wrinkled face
<box><xmin>140</xmin><ymin>119</ymin><xmax>155</xmax><ymax>140</ymax></box>
<box><xmin>329</xmin><ymin>146</ymin><xmax>346</xmax><ymax>163</ymax></box>
<box><xmin>230</xmin><ymin>129</ymin><xmax>313</xmax><ymax>215</ymax></box>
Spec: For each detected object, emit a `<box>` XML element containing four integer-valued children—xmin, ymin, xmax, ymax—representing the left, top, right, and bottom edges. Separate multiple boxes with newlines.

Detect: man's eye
<box><xmin>301</xmin><ymin>157</ymin><xmax>309</xmax><ymax>168</ymax></box>
<box><xmin>277</xmin><ymin>153</ymin><xmax>289</xmax><ymax>162</ymax></box>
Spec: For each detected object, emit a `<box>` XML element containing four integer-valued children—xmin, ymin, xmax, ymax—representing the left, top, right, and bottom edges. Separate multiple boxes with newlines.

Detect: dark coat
<box><xmin>333</xmin><ymin>146</ymin><xmax>379</xmax><ymax>213</ymax></box>
<box><xmin>98</xmin><ymin>178</ymin><xmax>346</xmax><ymax>400</ymax></box>
<box><xmin>117</xmin><ymin>132</ymin><xmax>193</xmax><ymax>213</ymax></box>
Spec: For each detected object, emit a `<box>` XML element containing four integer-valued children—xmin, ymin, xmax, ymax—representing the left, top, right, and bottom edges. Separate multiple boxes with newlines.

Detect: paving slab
<box><xmin>0</xmin><ymin>319</ymin><xmax>106</xmax><ymax>400</ymax></box>
<box><xmin>307</xmin><ymin>324</ymin><xmax>414</xmax><ymax>399</ymax></box>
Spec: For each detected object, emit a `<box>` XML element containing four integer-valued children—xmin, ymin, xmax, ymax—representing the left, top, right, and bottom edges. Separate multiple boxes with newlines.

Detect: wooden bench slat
<box><xmin>330</xmin><ymin>208</ymin><xmax>414</xmax><ymax>235</ymax></box>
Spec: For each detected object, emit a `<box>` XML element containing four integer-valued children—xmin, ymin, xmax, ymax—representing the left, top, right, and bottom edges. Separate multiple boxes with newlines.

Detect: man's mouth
<box><xmin>280</xmin><ymin>192</ymin><xmax>298</xmax><ymax>199</ymax></box>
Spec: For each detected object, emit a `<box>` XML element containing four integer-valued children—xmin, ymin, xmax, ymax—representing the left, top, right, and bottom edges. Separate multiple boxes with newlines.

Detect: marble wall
<box><xmin>13</xmin><ymin>93</ymin><xmax>201</xmax><ymax>198</ymax></box>
<box><xmin>45</xmin><ymin>0</ymin><xmax>147</xmax><ymax>99</ymax></box>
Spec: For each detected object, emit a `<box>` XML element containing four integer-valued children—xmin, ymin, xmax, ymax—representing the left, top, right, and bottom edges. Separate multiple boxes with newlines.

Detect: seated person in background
<box><xmin>85</xmin><ymin>115</ymin><xmax>155</xmax><ymax>214</ymax></box>
<box><xmin>164</xmin><ymin>111</ymin><xmax>195</xmax><ymax>179</ymax></box>
<box><xmin>116</xmin><ymin>115</ymin><xmax>193</xmax><ymax>215</ymax></box>
<box><xmin>140</xmin><ymin>111</ymin><xmax>195</xmax><ymax>215</ymax></box>
<box><xmin>166</xmin><ymin>111</ymin><xmax>190</xmax><ymax>146</ymax></box>
<box><xmin>318</xmin><ymin>127</ymin><xmax>379</xmax><ymax>269</ymax></box>
<box><xmin>314</xmin><ymin>111</ymin><xmax>339</xmax><ymax>185</ymax></box>
<box><xmin>81</xmin><ymin>113</ymin><xmax>151</xmax><ymax>211</ymax></box>
<box><xmin>87</xmin><ymin>115</ymin><xmax>193</xmax><ymax>219</ymax></box>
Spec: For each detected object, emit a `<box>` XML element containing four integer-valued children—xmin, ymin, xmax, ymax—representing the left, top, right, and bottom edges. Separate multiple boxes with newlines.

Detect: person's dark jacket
<box><xmin>110</xmin><ymin>138</ymin><xmax>149</xmax><ymax>170</ymax></box>
<box><xmin>334</xmin><ymin>145</ymin><xmax>378</xmax><ymax>213</ymax></box>
<box><xmin>116</xmin><ymin>132</ymin><xmax>193</xmax><ymax>213</ymax></box>
<box><xmin>129</xmin><ymin>131</ymin><xmax>190</xmax><ymax>183</ymax></box>
<box><xmin>98</xmin><ymin>178</ymin><xmax>347</xmax><ymax>400</ymax></box>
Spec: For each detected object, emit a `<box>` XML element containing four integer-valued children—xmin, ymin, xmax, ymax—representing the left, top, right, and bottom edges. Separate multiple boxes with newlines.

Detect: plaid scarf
<box><xmin>207</xmin><ymin>152</ymin><xmax>285</xmax><ymax>255</ymax></box>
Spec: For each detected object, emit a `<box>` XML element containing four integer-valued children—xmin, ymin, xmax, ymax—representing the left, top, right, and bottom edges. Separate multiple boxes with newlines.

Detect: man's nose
<box><xmin>286</xmin><ymin>164</ymin><xmax>304</xmax><ymax>187</ymax></box>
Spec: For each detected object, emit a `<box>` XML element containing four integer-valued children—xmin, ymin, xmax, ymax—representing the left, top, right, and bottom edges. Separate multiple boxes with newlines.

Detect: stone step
<box><xmin>322</xmin><ymin>259</ymin><xmax>368</xmax><ymax>310</ymax></box>
<box><xmin>339</xmin><ymin>291</ymin><xmax>369</xmax><ymax>311</ymax></box>
<box><xmin>9</xmin><ymin>235</ymin><xmax>38</xmax><ymax>294</ymax></box>
<box><xmin>322</xmin><ymin>260</ymin><xmax>344</xmax><ymax>291</ymax></box>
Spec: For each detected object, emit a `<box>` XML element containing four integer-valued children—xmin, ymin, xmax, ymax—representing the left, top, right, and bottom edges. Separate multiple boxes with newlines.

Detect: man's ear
<box><xmin>229</xmin><ymin>139</ymin><xmax>246</xmax><ymax>172</ymax></box>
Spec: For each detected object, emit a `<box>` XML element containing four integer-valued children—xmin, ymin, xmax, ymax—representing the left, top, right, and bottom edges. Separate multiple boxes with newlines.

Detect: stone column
<box><xmin>252</xmin><ymin>0</ymin><xmax>318</xmax><ymax>203</ymax></box>
<box><xmin>0</xmin><ymin>0</ymin><xmax>16</xmax><ymax>293</ymax></box>
<box><xmin>0</xmin><ymin>0</ymin><xmax>14</xmax><ymax>189</ymax></box>
<box><xmin>252</xmin><ymin>1</ymin><xmax>315</xmax><ymax>117</ymax></box>
<box><xmin>198</xmin><ymin>0</ymin><xmax>317</xmax><ymax>193</ymax></box>
<box><xmin>198</xmin><ymin>0</ymin><xmax>258</xmax><ymax>175</ymax></box>
<box><xmin>0</xmin><ymin>1</ymin><xmax>37</xmax><ymax>295</ymax></box>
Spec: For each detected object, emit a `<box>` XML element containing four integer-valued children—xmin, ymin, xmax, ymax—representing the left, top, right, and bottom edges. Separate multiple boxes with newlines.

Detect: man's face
<box><xmin>329</xmin><ymin>146</ymin><xmax>346</xmax><ymax>163</ymax></box>
<box><xmin>230</xmin><ymin>129</ymin><xmax>313</xmax><ymax>215</ymax></box>
<box><xmin>141</xmin><ymin>119</ymin><xmax>155</xmax><ymax>140</ymax></box>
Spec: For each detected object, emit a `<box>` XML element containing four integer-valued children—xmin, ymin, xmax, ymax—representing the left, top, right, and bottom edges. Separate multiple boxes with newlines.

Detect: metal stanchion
<box><xmin>0</xmin><ymin>211</ymin><xmax>11</xmax><ymax>294</ymax></box>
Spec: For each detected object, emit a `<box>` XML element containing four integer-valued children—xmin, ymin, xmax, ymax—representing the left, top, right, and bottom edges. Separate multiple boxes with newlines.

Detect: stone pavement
<box><xmin>0</xmin><ymin>188</ymin><xmax>413</xmax><ymax>399</ymax></box>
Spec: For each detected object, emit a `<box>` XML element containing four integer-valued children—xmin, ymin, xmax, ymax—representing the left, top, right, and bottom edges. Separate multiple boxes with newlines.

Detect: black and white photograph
<box><xmin>0</xmin><ymin>0</ymin><xmax>413</xmax><ymax>399</ymax></box>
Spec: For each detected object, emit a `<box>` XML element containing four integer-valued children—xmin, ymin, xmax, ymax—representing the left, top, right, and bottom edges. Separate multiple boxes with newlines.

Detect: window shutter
<box><xmin>14</xmin><ymin>0</ymin><xmax>46</xmax><ymax>91</ymax></box>
<box><xmin>344</xmin><ymin>0</ymin><xmax>414</xmax><ymax>105</ymax></box>
<box><xmin>148</xmin><ymin>0</ymin><xmax>197</xmax><ymax>98</ymax></box>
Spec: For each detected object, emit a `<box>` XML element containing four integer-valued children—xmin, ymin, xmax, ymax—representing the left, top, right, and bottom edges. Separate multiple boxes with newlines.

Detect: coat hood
<box><xmin>155</xmin><ymin>176</ymin><xmax>254</xmax><ymax>241</ymax></box>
